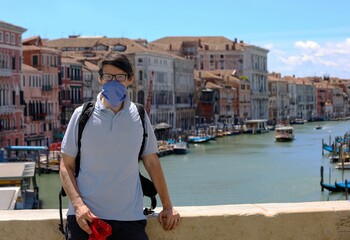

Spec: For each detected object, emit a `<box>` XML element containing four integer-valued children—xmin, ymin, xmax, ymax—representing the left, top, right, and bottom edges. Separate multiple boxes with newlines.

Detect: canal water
<box><xmin>37</xmin><ymin>121</ymin><xmax>350</xmax><ymax>209</ymax></box>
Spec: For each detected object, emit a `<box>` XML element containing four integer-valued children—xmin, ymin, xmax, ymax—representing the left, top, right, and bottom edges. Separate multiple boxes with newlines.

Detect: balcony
<box><xmin>45</xmin><ymin>115</ymin><xmax>56</xmax><ymax>121</ymax></box>
<box><xmin>0</xmin><ymin>105</ymin><xmax>15</xmax><ymax>114</ymax></box>
<box><xmin>41</xmin><ymin>85</ymin><xmax>52</xmax><ymax>92</ymax></box>
<box><xmin>0</xmin><ymin>69</ymin><xmax>12</xmax><ymax>77</ymax></box>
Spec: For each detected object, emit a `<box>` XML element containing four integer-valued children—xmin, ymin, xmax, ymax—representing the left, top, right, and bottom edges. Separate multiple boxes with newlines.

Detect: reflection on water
<box><xmin>38</xmin><ymin>121</ymin><xmax>350</xmax><ymax>209</ymax></box>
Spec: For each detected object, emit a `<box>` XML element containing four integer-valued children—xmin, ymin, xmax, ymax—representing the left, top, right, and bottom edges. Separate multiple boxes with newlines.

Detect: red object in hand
<box><xmin>88</xmin><ymin>218</ymin><xmax>112</xmax><ymax>240</ymax></box>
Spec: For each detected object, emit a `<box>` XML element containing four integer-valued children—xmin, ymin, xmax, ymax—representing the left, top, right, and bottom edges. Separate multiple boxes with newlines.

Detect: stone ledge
<box><xmin>1</xmin><ymin>201</ymin><xmax>350</xmax><ymax>240</ymax></box>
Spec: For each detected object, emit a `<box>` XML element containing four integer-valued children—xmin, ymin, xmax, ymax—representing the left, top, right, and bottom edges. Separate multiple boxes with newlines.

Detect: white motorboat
<box><xmin>275</xmin><ymin>125</ymin><xmax>295</xmax><ymax>142</ymax></box>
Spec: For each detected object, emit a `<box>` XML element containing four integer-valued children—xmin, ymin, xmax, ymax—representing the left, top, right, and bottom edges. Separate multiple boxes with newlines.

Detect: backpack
<box><xmin>58</xmin><ymin>101</ymin><xmax>157</xmax><ymax>234</ymax></box>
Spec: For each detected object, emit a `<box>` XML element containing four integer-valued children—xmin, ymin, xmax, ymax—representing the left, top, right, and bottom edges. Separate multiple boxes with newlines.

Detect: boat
<box><xmin>275</xmin><ymin>125</ymin><xmax>294</xmax><ymax>142</ymax></box>
<box><xmin>315</xmin><ymin>125</ymin><xmax>322</xmax><ymax>130</ymax></box>
<box><xmin>335</xmin><ymin>162</ymin><xmax>350</xmax><ymax>169</ymax></box>
<box><xmin>0</xmin><ymin>186</ymin><xmax>21</xmax><ymax>210</ymax></box>
<box><xmin>157</xmin><ymin>141</ymin><xmax>174</xmax><ymax>157</ymax></box>
<box><xmin>173</xmin><ymin>142</ymin><xmax>189</xmax><ymax>154</ymax></box>
<box><xmin>0</xmin><ymin>162</ymin><xmax>39</xmax><ymax>209</ymax></box>
<box><xmin>320</xmin><ymin>181</ymin><xmax>341</xmax><ymax>192</ymax></box>
<box><xmin>243</xmin><ymin>119</ymin><xmax>269</xmax><ymax>134</ymax></box>
<box><xmin>323</xmin><ymin>143</ymin><xmax>334</xmax><ymax>153</ymax></box>
<box><xmin>187</xmin><ymin>136</ymin><xmax>211</xmax><ymax>143</ymax></box>
<box><xmin>335</xmin><ymin>181</ymin><xmax>350</xmax><ymax>192</ymax></box>
<box><xmin>290</xmin><ymin>118</ymin><xmax>305</xmax><ymax>125</ymax></box>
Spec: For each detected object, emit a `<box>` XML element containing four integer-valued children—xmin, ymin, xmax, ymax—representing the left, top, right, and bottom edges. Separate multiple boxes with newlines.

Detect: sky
<box><xmin>1</xmin><ymin>0</ymin><xmax>350</xmax><ymax>78</ymax></box>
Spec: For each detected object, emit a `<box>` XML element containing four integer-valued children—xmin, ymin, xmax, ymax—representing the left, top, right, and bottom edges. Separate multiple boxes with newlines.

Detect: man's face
<box><xmin>99</xmin><ymin>64</ymin><xmax>132</xmax><ymax>87</ymax></box>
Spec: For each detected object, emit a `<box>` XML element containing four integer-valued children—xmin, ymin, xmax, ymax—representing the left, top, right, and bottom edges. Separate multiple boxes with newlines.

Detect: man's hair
<box><xmin>98</xmin><ymin>53</ymin><xmax>134</xmax><ymax>79</ymax></box>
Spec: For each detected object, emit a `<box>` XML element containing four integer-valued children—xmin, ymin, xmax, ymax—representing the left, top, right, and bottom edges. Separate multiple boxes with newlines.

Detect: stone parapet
<box><xmin>1</xmin><ymin>201</ymin><xmax>350</xmax><ymax>240</ymax></box>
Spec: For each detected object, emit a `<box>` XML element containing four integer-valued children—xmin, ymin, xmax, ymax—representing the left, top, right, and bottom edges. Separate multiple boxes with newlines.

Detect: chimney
<box><xmin>234</xmin><ymin>38</ymin><xmax>237</xmax><ymax>43</ymax></box>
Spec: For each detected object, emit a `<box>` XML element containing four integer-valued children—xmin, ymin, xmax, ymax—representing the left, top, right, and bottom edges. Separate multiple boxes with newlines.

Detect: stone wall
<box><xmin>1</xmin><ymin>201</ymin><xmax>350</xmax><ymax>240</ymax></box>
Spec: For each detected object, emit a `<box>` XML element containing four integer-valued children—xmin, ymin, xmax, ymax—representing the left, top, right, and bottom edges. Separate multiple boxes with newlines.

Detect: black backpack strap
<box><xmin>135</xmin><ymin>103</ymin><xmax>147</xmax><ymax>161</ymax></box>
<box><xmin>134</xmin><ymin>103</ymin><xmax>157</xmax><ymax>213</ymax></box>
<box><xmin>59</xmin><ymin>101</ymin><xmax>95</xmax><ymax>235</ymax></box>
<box><xmin>75</xmin><ymin>101</ymin><xmax>95</xmax><ymax>177</ymax></box>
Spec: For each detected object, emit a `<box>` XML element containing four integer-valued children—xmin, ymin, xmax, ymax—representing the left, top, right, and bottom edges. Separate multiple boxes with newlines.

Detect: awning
<box><xmin>154</xmin><ymin>122</ymin><xmax>172</xmax><ymax>130</ymax></box>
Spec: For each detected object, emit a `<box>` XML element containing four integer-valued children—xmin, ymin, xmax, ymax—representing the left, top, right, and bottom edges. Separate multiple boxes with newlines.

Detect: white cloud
<box><xmin>263</xmin><ymin>43</ymin><xmax>274</xmax><ymax>49</ymax></box>
<box><xmin>269</xmin><ymin>38</ymin><xmax>350</xmax><ymax>78</ymax></box>
<box><xmin>295</xmin><ymin>41</ymin><xmax>320</xmax><ymax>51</ymax></box>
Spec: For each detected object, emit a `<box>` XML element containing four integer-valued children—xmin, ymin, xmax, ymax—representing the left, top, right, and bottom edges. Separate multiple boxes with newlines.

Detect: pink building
<box><xmin>0</xmin><ymin>21</ymin><xmax>26</xmax><ymax>148</ymax></box>
<box><xmin>60</xmin><ymin>57</ymin><xmax>83</xmax><ymax>128</ymax></box>
<box><xmin>315</xmin><ymin>84</ymin><xmax>333</xmax><ymax>120</ymax></box>
<box><xmin>22</xmin><ymin>36</ymin><xmax>61</xmax><ymax>145</ymax></box>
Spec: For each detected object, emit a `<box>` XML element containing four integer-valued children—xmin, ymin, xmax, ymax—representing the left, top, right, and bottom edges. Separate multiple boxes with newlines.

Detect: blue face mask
<box><xmin>101</xmin><ymin>80</ymin><xmax>127</xmax><ymax>108</ymax></box>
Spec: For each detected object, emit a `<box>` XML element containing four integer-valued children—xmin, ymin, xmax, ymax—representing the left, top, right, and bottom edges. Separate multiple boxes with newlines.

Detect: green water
<box><xmin>37</xmin><ymin>121</ymin><xmax>349</xmax><ymax>209</ymax></box>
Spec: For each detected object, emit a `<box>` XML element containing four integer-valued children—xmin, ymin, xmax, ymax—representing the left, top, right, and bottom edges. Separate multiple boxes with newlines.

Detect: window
<box><xmin>61</xmin><ymin>67</ymin><xmax>65</xmax><ymax>78</ymax></box>
<box><xmin>11</xmin><ymin>34</ymin><xmax>15</xmax><ymax>44</ymax></box>
<box><xmin>5</xmin><ymin>33</ymin><xmax>9</xmax><ymax>43</ymax></box>
<box><xmin>0</xmin><ymin>31</ymin><xmax>3</xmax><ymax>42</ymax></box>
<box><xmin>113</xmin><ymin>44</ymin><xmax>127</xmax><ymax>52</ymax></box>
<box><xmin>12</xmin><ymin>56</ymin><xmax>16</xmax><ymax>70</ymax></box>
<box><xmin>22</xmin><ymin>75</ymin><xmax>26</xmax><ymax>87</ymax></box>
<box><xmin>32</xmin><ymin>55</ymin><xmax>38</xmax><ymax>66</ymax></box>
<box><xmin>138</xmin><ymin>70</ymin><xmax>143</xmax><ymax>81</ymax></box>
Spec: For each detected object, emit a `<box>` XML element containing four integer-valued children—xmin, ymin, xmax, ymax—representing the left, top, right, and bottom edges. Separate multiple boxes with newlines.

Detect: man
<box><xmin>60</xmin><ymin>53</ymin><xmax>180</xmax><ymax>239</ymax></box>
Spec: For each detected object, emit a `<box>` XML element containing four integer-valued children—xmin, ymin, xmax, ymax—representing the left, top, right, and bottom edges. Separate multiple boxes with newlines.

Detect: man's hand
<box><xmin>75</xmin><ymin>204</ymin><xmax>96</xmax><ymax>234</ymax></box>
<box><xmin>158</xmin><ymin>207</ymin><xmax>180</xmax><ymax>230</ymax></box>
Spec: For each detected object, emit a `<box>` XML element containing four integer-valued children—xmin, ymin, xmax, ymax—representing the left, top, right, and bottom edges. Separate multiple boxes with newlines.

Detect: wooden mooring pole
<box><xmin>345</xmin><ymin>179</ymin><xmax>348</xmax><ymax>200</ymax></box>
<box><xmin>322</xmin><ymin>139</ymin><xmax>324</xmax><ymax>156</ymax></box>
<box><xmin>320</xmin><ymin>166</ymin><xmax>324</xmax><ymax>192</ymax></box>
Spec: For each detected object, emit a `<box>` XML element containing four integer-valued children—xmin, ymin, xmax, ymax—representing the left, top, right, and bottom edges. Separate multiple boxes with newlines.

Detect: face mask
<box><xmin>101</xmin><ymin>80</ymin><xmax>127</xmax><ymax>108</ymax></box>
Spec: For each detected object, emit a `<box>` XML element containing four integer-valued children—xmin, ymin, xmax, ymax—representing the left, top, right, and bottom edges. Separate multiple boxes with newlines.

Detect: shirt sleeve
<box><xmin>60</xmin><ymin>107</ymin><xmax>82</xmax><ymax>158</ymax></box>
<box><xmin>141</xmin><ymin>112</ymin><xmax>158</xmax><ymax>157</ymax></box>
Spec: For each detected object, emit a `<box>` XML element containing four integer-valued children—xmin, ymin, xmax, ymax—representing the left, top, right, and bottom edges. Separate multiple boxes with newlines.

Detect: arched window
<box><xmin>137</xmin><ymin>90</ymin><xmax>145</xmax><ymax>105</ymax></box>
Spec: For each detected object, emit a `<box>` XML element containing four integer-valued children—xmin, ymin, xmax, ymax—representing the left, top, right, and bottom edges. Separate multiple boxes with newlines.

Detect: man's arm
<box><xmin>142</xmin><ymin>153</ymin><xmax>180</xmax><ymax>230</ymax></box>
<box><xmin>60</xmin><ymin>153</ymin><xmax>94</xmax><ymax>234</ymax></box>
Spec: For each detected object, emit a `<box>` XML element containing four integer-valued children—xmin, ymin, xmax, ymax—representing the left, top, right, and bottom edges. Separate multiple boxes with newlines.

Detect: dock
<box><xmin>0</xmin><ymin>162</ymin><xmax>39</xmax><ymax>209</ymax></box>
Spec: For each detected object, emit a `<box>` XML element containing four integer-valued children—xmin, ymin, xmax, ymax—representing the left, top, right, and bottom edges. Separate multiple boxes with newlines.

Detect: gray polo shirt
<box><xmin>61</xmin><ymin>94</ymin><xmax>158</xmax><ymax>220</ymax></box>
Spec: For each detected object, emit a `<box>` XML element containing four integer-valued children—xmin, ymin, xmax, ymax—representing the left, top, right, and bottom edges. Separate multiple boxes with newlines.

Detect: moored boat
<box><xmin>0</xmin><ymin>162</ymin><xmax>39</xmax><ymax>209</ymax></box>
<box><xmin>173</xmin><ymin>142</ymin><xmax>189</xmax><ymax>154</ymax></box>
<box><xmin>320</xmin><ymin>182</ymin><xmax>341</xmax><ymax>192</ymax></box>
<box><xmin>275</xmin><ymin>125</ymin><xmax>294</xmax><ymax>142</ymax></box>
<box><xmin>187</xmin><ymin>136</ymin><xmax>211</xmax><ymax>143</ymax></box>
<box><xmin>335</xmin><ymin>181</ymin><xmax>350</xmax><ymax>191</ymax></box>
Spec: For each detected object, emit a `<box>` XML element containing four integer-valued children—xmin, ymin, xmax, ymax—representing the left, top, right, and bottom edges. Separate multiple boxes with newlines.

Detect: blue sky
<box><xmin>1</xmin><ymin>0</ymin><xmax>350</xmax><ymax>78</ymax></box>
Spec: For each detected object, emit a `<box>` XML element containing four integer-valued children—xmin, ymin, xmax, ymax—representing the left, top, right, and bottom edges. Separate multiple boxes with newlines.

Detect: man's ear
<box><xmin>98</xmin><ymin>75</ymin><xmax>104</xmax><ymax>84</ymax></box>
<box><xmin>127</xmin><ymin>75</ymin><xmax>135</xmax><ymax>84</ymax></box>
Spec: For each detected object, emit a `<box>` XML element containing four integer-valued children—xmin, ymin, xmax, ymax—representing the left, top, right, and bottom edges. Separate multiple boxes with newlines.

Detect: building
<box><xmin>60</xmin><ymin>57</ymin><xmax>83</xmax><ymax>127</ymax></box>
<box><xmin>45</xmin><ymin>36</ymin><xmax>196</xmax><ymax>129</ymax></box>
<box><xmin>22</xmin><ymin>36</ymin><xmax>61</xmax><ymax>144</ymax></box>
<box><xmin>268</xmin><ymin>73</ymin><xmax>290</xmax><ymax>123</ymax></box>
<box><xmin>0</xmin><ymin>21</ymin><xmax>26</xmax><ymax>147</ymax></box>
<box><xmin>151</xmin><ymin>36</ymin><xmax>269</xmax><ymax>120</ymax></box>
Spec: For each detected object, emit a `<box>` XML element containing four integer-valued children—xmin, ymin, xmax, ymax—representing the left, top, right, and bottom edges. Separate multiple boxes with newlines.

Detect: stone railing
<box><xmin>1</xmin><ymin>201</ymin><xmax>350</xmax><ymax>240</ymax></box>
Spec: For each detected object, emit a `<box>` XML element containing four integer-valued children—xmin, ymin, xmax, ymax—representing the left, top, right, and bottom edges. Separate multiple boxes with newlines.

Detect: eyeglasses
<box><xmin>101</xmin><ymin>73</ymin><xmax>128</xmax><ymax>82</ymax></box>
